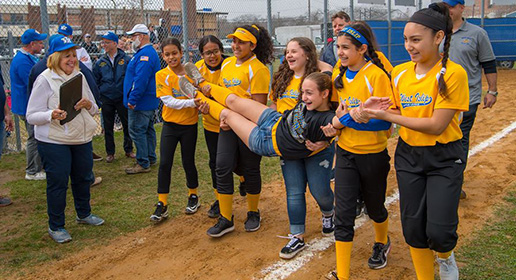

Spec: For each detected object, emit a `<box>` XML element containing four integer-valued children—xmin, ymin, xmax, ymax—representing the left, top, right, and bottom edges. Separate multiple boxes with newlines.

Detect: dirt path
<box><xmin>14</xmin><ymin>70</ymin><xmax>516</xmax><ymax>280</ymax></box>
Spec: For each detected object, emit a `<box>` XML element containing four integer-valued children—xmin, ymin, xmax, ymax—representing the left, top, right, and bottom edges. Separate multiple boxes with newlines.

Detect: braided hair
<box><xmin>334</xmin><ymin>23</ymin><xmax>389</xmax><ymax>89</ymax></box>
<box><xmin>238</xmin><ymin>24</ymin><xmax>275</xmax><ymax>65</ymax></box>
<box><xmin>271</xmin><ymin>37</ymin><xmax>318</xmax><ymax>103</ymax></box>
<box><xmin>432</xmin><ymin>3</ymin><xmax>453</xmax><ymax>98</ymax></box>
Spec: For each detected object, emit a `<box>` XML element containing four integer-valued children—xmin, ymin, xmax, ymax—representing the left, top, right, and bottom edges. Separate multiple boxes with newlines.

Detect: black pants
<box><xmin>157</xmin><ymin>122</ymin><xmax>198</xmax><ymax>194</ymax></box>
<box><xmin>101</xmin><ymin>98</ymin><xmax>133</xmax><ymax>155</ymax></box>
<box><xmin>459</xmin><ymin>104</ymin><xmax>478</xmax><ymax>171</ymax></box>
<box><xmin>395</xmin><ymin>138</ymin><xmax>464</xmax><ymax>253</ymax></box>
<box><xmin>334</xmin><ymin>146</ymin><xmax>390</xmax><ymax>242</ymax></box>
<box><xmin>216</xmin><ymin>129</ymin><xmax>261</xmax><ymax>195</ymax></box>
<box><xmin>204</xmin><ymin>129</ymin><xmax>219</xmax><ymax>190</ymax></box>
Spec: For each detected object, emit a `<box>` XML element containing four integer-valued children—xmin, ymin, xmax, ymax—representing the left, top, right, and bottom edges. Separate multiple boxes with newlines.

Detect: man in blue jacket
<box><xmin>123</xmin><ymin>24</ymin><xmax>160</xmax><ymax>174</ymax></box>
<box><xmin>319</xmin><ymin>11</ymin><xmax>350</xmax><ymax>67</ymax></box>
<box><xmin>10</xmin><ymin>29</ymin><xmax>47</xmax><ymax>181</ymax></box>
<box><xmin>93</xmin><ymin>32</ymin><xmax>134</xmax><ymax>163</ymax></box>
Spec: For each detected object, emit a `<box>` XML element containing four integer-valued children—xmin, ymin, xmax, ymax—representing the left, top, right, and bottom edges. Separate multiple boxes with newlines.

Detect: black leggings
<box><xmin>204</xmin><ymin>129</ymin><xmax>219</xmax><ymax>190</ymax></box>
<box><xmin>216</xmin><ymin>129</ymin><xmax>262</xmax><ymax>195</ymax></box>
<box><xmin>157</xmin><ymin>121</ymin><xmax>198</xmax><ymax>194</ymax></box>
<box><xmin>334</xmin><ymin>146</ymin><xmax>390</xmax><ymax>242</ymax></box>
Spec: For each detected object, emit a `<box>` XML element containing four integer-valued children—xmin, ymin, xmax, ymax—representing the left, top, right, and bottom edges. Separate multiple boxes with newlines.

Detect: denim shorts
<box><xmin>248</xmin><ymin>108</ymin><xmax>281</xmax><ymax>157</ymax></box>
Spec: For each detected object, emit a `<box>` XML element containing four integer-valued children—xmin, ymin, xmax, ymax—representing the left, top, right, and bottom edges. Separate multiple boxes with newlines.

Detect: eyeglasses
<box><xmin>202</xmin><ymin>49</ymin><xmax>221</xmax><ymax>57</ymax></box>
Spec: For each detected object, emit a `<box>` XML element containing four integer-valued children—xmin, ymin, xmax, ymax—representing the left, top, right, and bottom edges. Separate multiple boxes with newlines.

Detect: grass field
<box><xmin>0</xmin><ymin>122</ymin><xmax>283</xmax><ymax>277</ymax></box>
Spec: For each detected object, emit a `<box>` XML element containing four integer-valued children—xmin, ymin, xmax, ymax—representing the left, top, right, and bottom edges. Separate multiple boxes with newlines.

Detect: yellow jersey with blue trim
<box><xmin>332</xmin><ymin>61</ymin><xmax>393</xmax><ymax>154</ymax></box>
<box><xmin>156</xmin><ymin>66</ymin><xmax>199</xmax><ymax>125</ymax></box>
<box><xmin>196</xmin><ymin>59</ymin><xmax>222</xmax><ymax>132</ymax></box>
<box><xmin>218</xmin><ymin>55</ymin><xmax>270</xmax><ymax>99</ymax></box>
<box><xmin>270</xmin><ymin>75</ymin><xmax>302</xmax><ymax>114</ymax></box>
<box><xmin>391</xmin><ymin>60</ymin><xmax>469</xmax><ymax>146</ymax></box>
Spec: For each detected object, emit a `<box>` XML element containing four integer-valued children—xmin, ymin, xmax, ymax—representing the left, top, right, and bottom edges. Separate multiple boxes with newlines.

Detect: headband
<box><xmin>408</xmin><ymin>10</ymin><xmax>447</xmax><ymax>31</ymax></box>
<box><xmin>339</xmin><ymin>27</ymin><xmax>368</xmax><ymax>46</ymax></box>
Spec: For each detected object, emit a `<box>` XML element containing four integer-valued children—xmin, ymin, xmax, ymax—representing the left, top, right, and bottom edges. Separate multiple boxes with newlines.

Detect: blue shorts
<box><xmin>248</xmin><ymin>108</ymin><xmax>281</xmax><ymax>157</ymax></box>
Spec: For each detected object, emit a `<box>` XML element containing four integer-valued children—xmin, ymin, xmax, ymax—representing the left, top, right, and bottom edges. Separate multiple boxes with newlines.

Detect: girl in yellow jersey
<box><xmin>202</xmin><ymin>24</ymin><xmax>274</xmax><ymax>237</ymax></box>
<box><xmin>362</xmin><ymin>4</ymin><xmax>469</xmax><ymax>280</ymax></box>
<box><xmin>269</xmin><ymin>37</ymin><xmax>336</xmax><ymax>259</ymax></box>
<box><xmin>195</xmin><ymin>35</ymin><xmax>227</xmax><ymax>219</ymax></box>
<box><xmin>329</xmin><ymin>23</ymin><xmax>394</xmax><ymax>279</ymax></box>
<box><xmin>150</xmin><ymin>38</ymin><xmax>203</xmax><ymax>223</ymax></box>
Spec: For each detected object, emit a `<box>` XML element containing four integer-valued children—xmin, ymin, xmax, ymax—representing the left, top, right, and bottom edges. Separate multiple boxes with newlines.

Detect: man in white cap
<box><xmin>10</xmin><ymin>29</ymin><xmax>47</xmax><ymax>180</ymax></box>
<box><xmin>123</xmin><ymin>24</ymin><xmax>160</xmax><ymax>174</ymax></box>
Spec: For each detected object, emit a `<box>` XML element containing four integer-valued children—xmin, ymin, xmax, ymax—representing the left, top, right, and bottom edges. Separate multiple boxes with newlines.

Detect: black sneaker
<box><xmin>207</xmin><ymin>215</ymin><xmax>235</xmax><ymax>237</ymax></box>
<box><xmin>279</xmin><ymin>235</ymin><xmax>306</xmax><ymax>259</ymax></box>
<box><xmin>368</xmin><ymin>237</ymin><xmax>391</xmax><ymax>269</ymax></box>
<box><xmin>150</xmin><ymin>201</ymin><xmax>168</xmax><ymax>223</ymax></box>
<box><xmin>207</xmin><ymin>200</ymin><xmax>220</xmax><ymax>218</ymax></box>
<box><xmin>356</xmin><ymin>199</ymin><xmax>365</xmax><ymax>219</ymax></box>
<box><xmin>244</xmin><ymin>211</ymin><xmax>261</xmax><ymax>232</ymax></box>
<box><xmin>322</xmin><ymin>212</ymin><xmax>335</xmax><ymax>236</ymax></box>
<box><xmin>185</xmin><ymin>194</ymin><xmax>201</xmax><ymax>214</ymax></box>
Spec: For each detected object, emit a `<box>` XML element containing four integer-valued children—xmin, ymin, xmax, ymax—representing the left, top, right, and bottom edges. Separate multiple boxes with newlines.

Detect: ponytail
<box><xmin>240</xmin><ymin>24</ymin><xmax>274</xmax><ymax>65</ymax></box>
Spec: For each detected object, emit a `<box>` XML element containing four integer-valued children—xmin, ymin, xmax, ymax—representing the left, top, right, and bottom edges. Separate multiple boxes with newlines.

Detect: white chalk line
<box><xmin>259</xmin><ymin>120</ymin><xmax>516</xmax><ymax>280</ymax></box>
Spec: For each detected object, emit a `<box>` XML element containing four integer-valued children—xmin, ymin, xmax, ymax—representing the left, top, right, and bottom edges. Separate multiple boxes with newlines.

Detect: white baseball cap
<box><xmin>126</xmin><ymin>24</ymin><xmax>149</xmax><ymax>35</ymax></box>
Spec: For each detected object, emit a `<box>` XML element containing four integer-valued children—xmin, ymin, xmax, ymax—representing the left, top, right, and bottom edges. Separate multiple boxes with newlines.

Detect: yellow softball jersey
<box><xmin>196</xmin><ymin>59</ymin><xmax>223</xmax><ymax>133</ymax></box>
<box><xmin>218</xmin><ymin>55</ymin><xmax>270</xmax><ymax>99</ymax></box>
<box><xmin>332</xmin><ymin>61</ymin><xmax>393</xmax><ymax>154</ymax></box>
<box><xmin>270</xmin><ymin>75</ymin><xmax>302</xmax><ymax>114</ymax></box>
<box><xmin>391</xmin><ymin>60</ymin><xmax>469</xmax><ymax>146</ymax></box>
<box><xmin>376</xmin><ymin>51</ymin><xmax>393</xmax><ymax>73</ymax></box>
<box><xmin>156</xmin><ymin>67</ymin><xmax>199</xmax><ymax>125</ymax></box>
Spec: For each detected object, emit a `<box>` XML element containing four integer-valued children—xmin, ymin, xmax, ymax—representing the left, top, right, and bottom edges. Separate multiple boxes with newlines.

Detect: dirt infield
<box><xmin>16</xmin><ymin>70</ymin><xmax>516</xmax><ymax>280</ymax></box>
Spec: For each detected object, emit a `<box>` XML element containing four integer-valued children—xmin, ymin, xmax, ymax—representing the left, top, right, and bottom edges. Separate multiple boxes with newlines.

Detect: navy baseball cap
<box><xmin>101</xmin><ymin>32</ymin><xmax>119</xmax><ymax>43</ymax></box>
<box><xmin>443</xmin><ymin>0</ymin><xmax>465</xmax><ymax>6</ymax></box>
<box><xmin>50</xmin><ymin>35</ymin><xmax>78</xmax><ymax>53</ymax></box>
<box><xmin>21</xmin><ymin>29</ymin><xmax>47</xmax><ymax>44</ymax></box>
<box><xmin>58</xmin><ymin>24</ymin><xmax>73</xmax><ymax>36</ymax></box>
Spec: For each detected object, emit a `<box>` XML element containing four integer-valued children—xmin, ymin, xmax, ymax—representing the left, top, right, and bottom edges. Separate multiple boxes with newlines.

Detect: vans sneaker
<box><xmin>279</xmin><ymin>234</ymin><xmax>306</xmax><ymax>259</ymax></box>
<box><xmin>322</xmin><ymin>212</ymin><xmax>335</xmax><ymax>236</ymax></box>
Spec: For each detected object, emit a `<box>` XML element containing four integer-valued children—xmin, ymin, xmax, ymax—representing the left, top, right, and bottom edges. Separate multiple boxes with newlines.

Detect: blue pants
<box><xmin>38</xmin><ymin>141</ymin><xmax>93</xmax><ymax>231</ymax></box>
<box><xmin>128</xmin><ymin>109</ymin><xmax>157</xmax><ymax>168</ymax></box>
<box><xmin>281</xmin><ymin>145</ymin><xmax>335</xmax><ymax>235</ymax></box>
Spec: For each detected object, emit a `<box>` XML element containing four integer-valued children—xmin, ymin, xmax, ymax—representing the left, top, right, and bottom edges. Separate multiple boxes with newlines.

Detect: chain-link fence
<box><xmin>1</xmin><ymin>0</ymin><xmax>515</xmax><ymax>154</ymax></box>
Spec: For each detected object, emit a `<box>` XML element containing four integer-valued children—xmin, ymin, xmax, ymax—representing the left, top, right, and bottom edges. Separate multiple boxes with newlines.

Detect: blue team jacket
<box><xmin>28</xmin><ymin>57</ymin><xmax>101</xmax><ymax>107</ymax></box>
<box><xmin>93</xmin><ymin>49</ymin><xmax>130</xmax><ymax>102</ymax></box>
<box><xmin>123</xmin><ymin>44</ymin><xmax>160</xmax><ymax>111</ymax></box>
<box><xmin>10</xmin><ymin>51</ymin><xmax>37</xmax><ymax>116</ymax></box>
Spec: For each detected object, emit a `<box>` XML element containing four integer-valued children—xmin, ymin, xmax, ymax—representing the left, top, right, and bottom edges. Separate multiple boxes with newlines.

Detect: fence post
<box><xmin>40</xmin><ymin>0</ymin><xmax>50</xmax><ymax>49</ymax></box>
<box><xmin>387</xmin><ymin>0</ymin><xmax>392</xmax><ymax>61</ymax></box>
<box><xmin>181</xmin><ymin>0</ymin><xmax>189</xmax><ymax>62</ymax></box>
<box><xmin>350</xmin><ymin>0</ymin><xmax>354</xmax><ymax>21</ymax></box>
<box><xmin>8</xmin><ymin>31</ymin><xmax>14</xmax><ymax>57</ymax></box>
<box><xmin>13</xmin><ymin>115</ymin><xmax>21</xmax><ymax>152</ymax></box>
<box><xmin>480</xmin><ymin>0</ymin><xmax>485</xmax><ymax>28</ymax></box>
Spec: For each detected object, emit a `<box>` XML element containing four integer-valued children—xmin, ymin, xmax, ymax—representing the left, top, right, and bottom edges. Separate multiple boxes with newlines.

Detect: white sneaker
<box><xmin>437</xmin><ymin>252</ymin><xmax>459</xmax><ymax>280</ymax></box>
<box><xmin>25</xmin><ymin>172</ymin><xmax>46</xmax><ymax>181</ymax></box>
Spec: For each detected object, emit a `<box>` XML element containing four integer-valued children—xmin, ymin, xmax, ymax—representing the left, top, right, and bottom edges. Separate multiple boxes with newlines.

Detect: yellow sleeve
<box><xmin>374</xmin><ymin>72</ymin><xmax>393</xmax><ymax>98</ymax></box>
<box><xmin>155</xmin><ymin>71</ymin><xmax>172</xmax><ymax>98</ymax></box>
<box><xmin>250</xmin><ymin>67</ymin><xmax>270</xmax><ymax>94</ymax></box>
<box><xmin>390</xmin><ymin>71</ymin><xmax>401</xmax><ymax>110</ymax></box>
<box><xmin>331</xmin><ymin>67</ymin><xmax>341</xmax><ymax>103</ymax></box>
<box><xmin>434</xmin><ymin>66</ymin><xmax>469</xmax><ymax>112</ymax></box>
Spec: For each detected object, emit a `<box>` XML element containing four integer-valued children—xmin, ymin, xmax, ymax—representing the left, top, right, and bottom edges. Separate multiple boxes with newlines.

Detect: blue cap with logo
<box><xmin>58</xmin><ymin>24</ymin><xmax>73</xmax><ymax>36</ymax></box>
<box><xmin>21</xmin><ymin>29</ymin><xmax>48</xmax><ymax>44</ymax></box>
<box><xmin>49</xmin><ymin>34</ymin><xmax>78</xmax><ymax>54</ymax></box>
<box><xmin>101</xmin><ymin>31</ymin><xmax>119</xmax><ymax>43</ymax></box>
<box><xmin>443</xmin><ymin>0</ymin><xmax>465</xmax><ymax>7</ymax></box>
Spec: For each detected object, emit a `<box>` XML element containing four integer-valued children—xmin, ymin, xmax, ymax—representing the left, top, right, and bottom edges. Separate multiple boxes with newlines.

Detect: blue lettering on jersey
<box><xmin>223</xmin><ymin>78</ymin><xmax>242</xmax><ymax>88</ymax></box>
<box><xmin>339</xmin><ymin>96</ymin><xmax>362</xmax><ymax>108</ymax></box>
<box><xmin>172</xmin><ymin>88</ymin><xmax>182</xmax><ymax>98</ymax></box>
<box><xmin>400</xmin><ymin>92</ymin><xmax>433</xmax><ymax>108</ymax></box>
<box><xmin>280</xmin><ymin>89</ymin><xmax>299</xmax><ymax>100</ymax></box>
